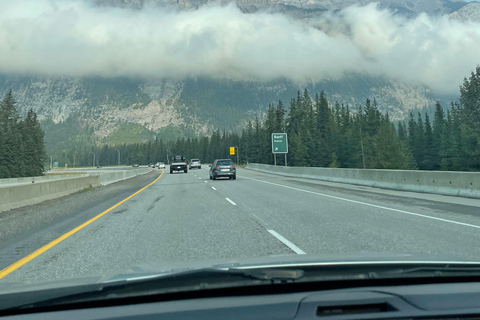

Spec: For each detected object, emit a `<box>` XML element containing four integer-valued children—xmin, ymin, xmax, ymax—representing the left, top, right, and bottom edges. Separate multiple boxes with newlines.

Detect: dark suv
<box><xmin>209</xmin><ymin>159</ymin><xmax>236</xmax><ymax>180</ymax></box>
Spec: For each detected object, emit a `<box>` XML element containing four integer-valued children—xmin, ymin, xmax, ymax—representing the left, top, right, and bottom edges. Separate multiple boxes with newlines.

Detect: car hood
<box><xmin>1</xmin><ymin>252</ymin><xmax>477</xmax><ymax>294</ymax></box>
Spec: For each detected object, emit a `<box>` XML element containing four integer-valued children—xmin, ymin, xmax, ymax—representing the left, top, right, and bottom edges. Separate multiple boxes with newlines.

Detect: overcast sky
<box><xmin>0</xmin><ymin>0</ymin><xmax>479</xmax><ymax>95</ymax></box>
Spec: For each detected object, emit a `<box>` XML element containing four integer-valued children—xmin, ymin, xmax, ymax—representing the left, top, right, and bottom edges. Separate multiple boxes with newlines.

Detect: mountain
<box><xmin>1</xmin><ymin>0</ymin><xmax>472</xmax><ymax>154</ymax></box>
<box><xmin>95</xmin><ymin>0</ymin><xmax>468</xmax><ymax>16</ymax></box>
<box><xmin>450</xmin><ymin>1</ymin><xmax>480</xmax><ymax>22</ymax></box>
<box><xmin>0</xmin><ymin>74</ymin><xmax>437</xmax><ymax>135</ymax></box>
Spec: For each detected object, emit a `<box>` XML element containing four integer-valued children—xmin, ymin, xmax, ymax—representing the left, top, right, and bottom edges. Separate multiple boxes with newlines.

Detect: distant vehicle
<box><xmin>132</xmin><ymin>163</ymin><xmax>139</xmax><ymax>168</ymax></box>
<box><xmin>209</xmin><ymin>159</ymin><xmax>236</xmax><ymax>180</ymax></box>
<box><xmin>148</xmin><ymin>163</ymin><xmax>154</xmax><ymax>168</ymax></box>
<box><xmin>189</xmin><ymin>159</ymin><xmax>201</xmax><ymax>170</ymax></box>
<box><xmin>96</xmin><ymin>166</ymin><xmax>102</xmax><ymax>169</ymax></box>
<box><xmin>44</xmin><ymin>168</ymin><xmax>51</xmax><ymax>173</ymax></box>
<box><xmin>158</xmin><ymin>162</ymin><xmax>165</xmax><ymax>169</ymax></box>
<box><xmin>170</xmin><ymin>155</ymin><xmax>187</xmax><ymax>174</ymax></box>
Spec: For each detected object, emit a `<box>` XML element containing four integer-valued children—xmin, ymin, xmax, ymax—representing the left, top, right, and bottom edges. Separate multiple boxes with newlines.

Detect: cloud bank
<box><xmin>0</xmin><ymin>0</ymin><xmax>479</xmax><ymax>94</ymax></box>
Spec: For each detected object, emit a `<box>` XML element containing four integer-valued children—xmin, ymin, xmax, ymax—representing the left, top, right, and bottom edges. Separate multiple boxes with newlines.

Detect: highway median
<box><xmin>0</xmin><ymin>168</ymin><xmax>153</xmax><ymax>213</ymax></box>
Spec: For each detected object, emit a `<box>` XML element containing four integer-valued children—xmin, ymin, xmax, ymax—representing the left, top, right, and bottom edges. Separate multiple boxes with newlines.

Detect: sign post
<box><xmin>271</xmin><ymin>133</ymin><xmax>288</xmax><ymax>166</ymax></box>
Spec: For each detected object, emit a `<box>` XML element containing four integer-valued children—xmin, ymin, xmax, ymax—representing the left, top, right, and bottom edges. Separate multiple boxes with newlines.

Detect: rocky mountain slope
<box><xmin>0</xmin><ymin>74</ymin><xmax>437</xmax><ymax>137</ymax></box>
<box><xmin>2</xmin><ymin>0</ymin><xmax>476</xmax><ymax>148</ymax></box>
<box><xmin>450</xmin><ymin>1</ymin><xmax>480</xmax><ymax>21</ymax></box>
<box><xmin>96</xmin><ymin>0</ymin><xmax>469</xmax><ymax>16</ymax></box>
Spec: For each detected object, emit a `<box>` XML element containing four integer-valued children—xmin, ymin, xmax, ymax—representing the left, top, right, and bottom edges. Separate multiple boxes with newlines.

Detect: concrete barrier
<box><xmin>246</xmin><ymin>163</ymin><xmax>480</xmax><ymax>198</ymax></box>
<box><xmin>0</xmin><ymin>173</ymin><xmax>89</xmax><ymax>186</ymax></box>
<box><xmin>0</xmin><ymin>175</ymin><xmax>100</xmax><ymax>213</ymax></box>
<box><xmin>87</xmin><ymin>168</ymin><xmax>152</xmax><ymax>186</ymax></box>
<box><xmin>0</xmin><ymin>168</ymin><xmax>154</xmax><ymax>213</ymax></box>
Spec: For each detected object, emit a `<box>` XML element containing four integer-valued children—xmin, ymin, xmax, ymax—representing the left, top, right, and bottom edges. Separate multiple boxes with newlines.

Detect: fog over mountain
<box><xmin>1</xmin><ymin>0</ymin><xmax>479</xmax><ymax>95</ymax></box>
<box><xmin>1</xmin><ymin>0</ymin><xmax>479</xmax><ymax>149</ymax></box>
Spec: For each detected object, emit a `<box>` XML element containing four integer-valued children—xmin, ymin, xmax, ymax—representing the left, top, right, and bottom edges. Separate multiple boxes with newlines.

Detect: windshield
<box><xmin>216</xmin><ymin>161</ymin><xmax>234</xmax><ymax>166</ymax></box>
<box><xmin>2</xmin><ymin>0</ymin><xmax>480</xmax><ymax>300</ymax></box>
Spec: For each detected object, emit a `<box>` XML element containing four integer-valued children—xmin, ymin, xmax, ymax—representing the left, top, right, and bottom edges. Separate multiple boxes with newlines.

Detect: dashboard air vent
<box><xmin>317</xmin><ymin>302</ymin><xmax>397</xmax><ymax>317</ymax></box>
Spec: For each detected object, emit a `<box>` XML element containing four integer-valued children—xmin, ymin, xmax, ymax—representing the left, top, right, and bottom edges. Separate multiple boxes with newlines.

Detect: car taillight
<box><xmin>215</xmin><ymin>166</ymin><xmax>220</xmax><ymax>169</ymax></box>
<box><xmin>230</xmin><ymin>166</ymin><xmax>235</xmax><ymax>168</ymax></box>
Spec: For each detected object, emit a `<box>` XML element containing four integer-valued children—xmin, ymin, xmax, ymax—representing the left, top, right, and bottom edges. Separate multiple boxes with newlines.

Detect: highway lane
<box><xmin>212</xmin><ymin>168</ymin><xmax>480</xmax><ymax>260</ymax></box>
<box><xmin>0</xmin><ymin>167</ymin><xmax>290</xmax><ymax>283</ymax></box>
<box><xmin>0</xmin><ymin>171</ymin><xmax>161</xmax><ymax>271</ymax></box>
<box><xmin>2</xmin><ymin>166</ymin><xmax>480</xmax><ymax>284</ymax></box>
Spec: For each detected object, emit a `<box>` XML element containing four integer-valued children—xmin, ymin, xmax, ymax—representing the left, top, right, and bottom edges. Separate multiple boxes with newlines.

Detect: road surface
<box><xmin>2</xmin><ymin>167</ymin><xmax>480</xmax><ymax>284</ymax></box>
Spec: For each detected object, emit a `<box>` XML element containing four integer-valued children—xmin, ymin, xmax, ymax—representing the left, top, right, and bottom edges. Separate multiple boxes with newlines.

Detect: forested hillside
<box><xmin>0</xmin><ymin>91</ymin><xmax>46</xmax><ymax>178</ymax></box>
<box><xmin>73</xmin><ymin>67</ymin><xmax>480</xmax><ymax>172</ymax></box>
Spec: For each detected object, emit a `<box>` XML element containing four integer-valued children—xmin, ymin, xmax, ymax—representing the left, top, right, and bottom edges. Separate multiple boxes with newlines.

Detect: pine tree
<box><xmin>360</xmin><ymin>99</ymin><xmax>379</xmax><ymax>168</ymax></box>
<box><xmin>458</xmin><ymin>66</ymin><xmax>480</xmax><ymax>170</ymax></box>
<box><xmin>397</xmin><ymin>121</ymin><xmax>408</xmax><ymax>142</ymax></box>
<box><xmin>289</xmin><ymin>132</ymin><xmax>307</xmax><ymax>166</ymax></box>
<box><xmin>415</xmin><ymin>113</ymin><xmax>426</xmax><ymax>169</ymax></box>
<box><xmin>286</xmin><ymin>98</ymin><xmax>300</xmax><ymax>135</ymax></box>
<box><xmin>423</xmin><ymin>113</ymin><xmax>436</xmax><ymax>170</ymax></box>
<box><xmin>450</xmin><ymin>101</ymin><xmax>471</xmax><ymax>170</ymax></box>
<box><xmin>440</xmin><ymin>109</ymin><xmax>454</xmax><ymax>170</ymax></box>
<box><xmin>315</xmin><ymin>91</ymin><xmax>331</xmax><ymax>166</ymax></box>
<box><xmin>373</xmin><ymin>122</ymin><xmax>412</xmax><ymax>169</ymax></box>
<box><xmin>432</xmin><ymin>102</ymin><xmax>446</xmax><ymax>169</ymax></box>
<box><xmin>459</xmin><ymin>66</ymin><xmax>480</xmax><ymax>138</ymax></box>
<box><xmin>0</xmin><ymin>90</ymin><xmax>22</xmax><ymax>178</ymax></box>
<box><xmin>0</xmin><ymin>92</ymin><xmax>45</xmax><ymax>178</ymax></box>
<box><xmin>275</xmin><ymin>100</ymin><xmax>286</xmax><ymax>132</ymax></box>
<box><xmin>364</xmin><ymin>98</ymin><xmax>381</xmax><ymax>137</ymax></box>
<box><xmin>407</xmin><ymin>112</ymin><xmax>418</xmax><ymax>169</ymax></box>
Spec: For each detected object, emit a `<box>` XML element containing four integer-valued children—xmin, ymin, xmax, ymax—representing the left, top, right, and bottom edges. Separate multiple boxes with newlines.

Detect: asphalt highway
<box><xmin>2</xmin><ymin>166</ymin><xmax>480</xmax><ymax>284</ymax></box>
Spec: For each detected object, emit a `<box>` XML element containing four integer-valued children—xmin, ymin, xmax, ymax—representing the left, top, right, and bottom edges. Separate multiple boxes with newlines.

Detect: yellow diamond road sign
<box><xmin>230</xmin><ymin>147</ymin><xmax>235</xmax><ymax>155</ymax></box>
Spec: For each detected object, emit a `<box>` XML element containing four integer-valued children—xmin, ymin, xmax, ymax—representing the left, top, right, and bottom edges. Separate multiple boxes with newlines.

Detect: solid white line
<box><xmin>212</xmin><ymin>187</ymin><xmax>217</xmax><ymax>190</ymax></box>
<box><xmin>225</xmin><ymin>198</ymin><xmax>237</xmax><ymax>206</ymax></box>
<box><xmin>246</xmin><ymin>177</ymin><xmax>480</xmax><ymax>230</ymax></box>
<box><xmin>204</xmin><ymin>181</ymin><xmax>208</xmax><ymax>183</ymax></box>
<box><xmin>267</xmin><ymin>230</ymin><xmax>306</xmax><ymax>254</ymax></box>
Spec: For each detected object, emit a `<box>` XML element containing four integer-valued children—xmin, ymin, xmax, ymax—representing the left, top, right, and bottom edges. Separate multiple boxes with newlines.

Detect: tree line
<box><xmin>0</xmin><ymin>90</ymin><xmax>46</xmax><ymax>178</ymax></box>
<box><xmin>242</xmin><ymin>66</ymin><xmax>480</xmax><ymax>170</ymax></box>
<box><xmin>59</xmin><ymin>66</ymin><xmax>480</xmax><ymax>171</ymax></box>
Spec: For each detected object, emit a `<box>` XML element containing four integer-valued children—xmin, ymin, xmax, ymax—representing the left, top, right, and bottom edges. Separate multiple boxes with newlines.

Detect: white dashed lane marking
<box><xmin>267</xmin><ymin>230</ymin><xmax>306</xmax><ymax>254</ymax></box>
<box><xmin>225</xmin><ymin>198</ymin><xmax>236</xmax><ymax>206</ymax></box>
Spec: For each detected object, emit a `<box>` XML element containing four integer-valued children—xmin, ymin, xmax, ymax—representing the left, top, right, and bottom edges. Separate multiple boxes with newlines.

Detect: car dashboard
<box><xmin>4</xmin><ymin>280</ymin><xmax>480</xmax><ymax>320</ymax></box>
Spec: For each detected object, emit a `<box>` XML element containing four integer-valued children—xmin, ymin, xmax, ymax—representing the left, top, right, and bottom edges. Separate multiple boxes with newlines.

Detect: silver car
<box><xmin>189</xmin><ymin>159</ymin><xmax>201</xmax><ymax>169</ymax></box>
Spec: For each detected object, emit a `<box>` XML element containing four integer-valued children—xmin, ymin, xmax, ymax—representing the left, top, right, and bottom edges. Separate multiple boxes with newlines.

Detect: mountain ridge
<box><xmin>1</xmin><ymin>0</ymin><xmax>475</xmax><ymax>154</ymax></box>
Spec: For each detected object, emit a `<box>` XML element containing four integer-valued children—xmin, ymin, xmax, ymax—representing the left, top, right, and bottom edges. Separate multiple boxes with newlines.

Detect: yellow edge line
<box><xmin>0</xmin><ymin>170</ymin><xmax>164</xmax><ymax>280</ymax></box>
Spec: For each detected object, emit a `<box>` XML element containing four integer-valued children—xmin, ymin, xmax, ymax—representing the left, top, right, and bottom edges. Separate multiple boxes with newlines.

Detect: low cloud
<box><xmin>0</xmin><ymin>0</ymin><xmax>479</xmax><ymax>95</ymax></box>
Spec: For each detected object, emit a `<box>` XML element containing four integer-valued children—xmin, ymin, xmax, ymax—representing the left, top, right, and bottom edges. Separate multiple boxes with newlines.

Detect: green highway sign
<box><xmin>272</xmin><ymin>133</ymin><xmax>288</xmax><ymax>154</ymax></box>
